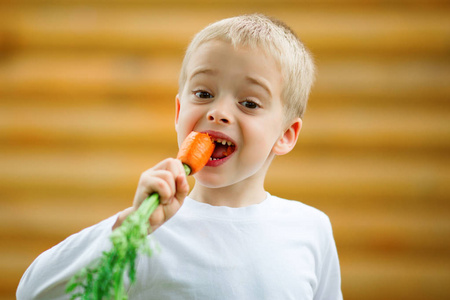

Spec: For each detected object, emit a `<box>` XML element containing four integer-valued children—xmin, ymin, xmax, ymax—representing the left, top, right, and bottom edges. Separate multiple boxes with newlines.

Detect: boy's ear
<box><xmin>272</xmin><ymin>118</ymin><xmax>302</xmax><ymax>155</ymax></box>
<box><xmin>175</xmin><ymin>95</ymin><xmax>181</xmax><ymax>130</ymax></box>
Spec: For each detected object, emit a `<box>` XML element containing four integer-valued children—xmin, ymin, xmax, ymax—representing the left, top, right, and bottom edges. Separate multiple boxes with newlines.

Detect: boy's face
<box><xmin>176</xmin><ymin>39</ymin><xmax>298</xmax><ymax>189</ymax></box>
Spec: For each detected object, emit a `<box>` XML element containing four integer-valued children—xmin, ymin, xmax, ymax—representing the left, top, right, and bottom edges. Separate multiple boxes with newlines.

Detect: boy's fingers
<box><xmin>150</xmin><ymin>158</ymin><xmax>186</xmax><ymax>205</ymax></box>
<box><xmin>134</xmin><ymin>158</ymin><xmax>188</xmax><ymax>231</ymax></box>
<box><xmin>154</xmin><ymin>158</ymin><xmax>185</xmax><ymax>177</ymax></box>
<box><xmin>151</xmin><ymin>175</ymin><xmax>174</xmax><ymax>205</ymax></box>
<box><xmin>148</xmin><ymin>205</ymin><xmax>164</xmax><ymax>230</ymax></box>
<box><xmin>175</xmin><ymin>174</ymin><xmax>189</xmax><ymax>205</ymax></box>
<box><xmin>136</xmin><ymin>170</ymin><xmax>175</xmax><ymax>206</ymax></box>
<box><xmin>164</xmin><ymin>158</ymin><xmax>186</xmax><ymax>179</ymax></box>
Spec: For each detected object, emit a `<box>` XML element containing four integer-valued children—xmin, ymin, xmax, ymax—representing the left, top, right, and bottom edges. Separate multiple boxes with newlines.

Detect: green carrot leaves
<box><xmin>66</xmin><ymin>193</ymin><xmax>160</xmax><ymax>300</ymax></box>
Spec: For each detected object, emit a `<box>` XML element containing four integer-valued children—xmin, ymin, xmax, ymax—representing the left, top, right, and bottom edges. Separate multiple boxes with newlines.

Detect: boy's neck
<box><xmin>188</xmin><ymin>178</ymin><xmax>267</xmax><ymax>208</ymax></box>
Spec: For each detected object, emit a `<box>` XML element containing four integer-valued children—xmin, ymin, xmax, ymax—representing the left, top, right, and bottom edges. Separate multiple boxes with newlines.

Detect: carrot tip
<box><xmin>177</xmin><ymin>132</ymin><xmax>215</xmax><ymax>175</ymax></box>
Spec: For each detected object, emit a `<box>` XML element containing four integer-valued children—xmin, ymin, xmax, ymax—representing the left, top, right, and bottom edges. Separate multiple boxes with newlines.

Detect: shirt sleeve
<box><xmin>16</xmin><ymin>214</ymin><xmax>119</xmax><ymax>300</ymax></box>
<box><xmin>314</xmin><ymin>216</ymin><xmax>343</xmax><ymax>300</ymax></box>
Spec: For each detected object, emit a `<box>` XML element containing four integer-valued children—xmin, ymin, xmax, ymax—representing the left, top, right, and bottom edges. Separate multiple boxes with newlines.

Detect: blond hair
<box><xmin>178</xmin><ymin>14</ymin><xmax>315</xmax><ymax>121</ymax></box>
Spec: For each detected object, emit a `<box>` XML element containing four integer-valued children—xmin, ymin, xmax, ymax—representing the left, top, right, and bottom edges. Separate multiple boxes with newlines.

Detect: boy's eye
<box><xmin>240</xmin><ymin>100</ymin><xmax>260</xmax><ymax>109</ymax></box>
<box><xmin>194</xmin><ymin>91</ymin><xmax>213</xmax><ymax>99</ymax></box>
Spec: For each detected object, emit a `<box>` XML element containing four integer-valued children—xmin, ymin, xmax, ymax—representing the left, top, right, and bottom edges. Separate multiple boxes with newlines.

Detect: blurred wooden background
<box><xmin>1</xmin><ymin>0</ymin><xmax>449</xmax><ymax>299</ymax></box>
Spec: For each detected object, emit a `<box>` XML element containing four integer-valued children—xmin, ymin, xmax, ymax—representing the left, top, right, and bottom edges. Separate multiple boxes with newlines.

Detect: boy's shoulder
<box><xmin>267</xmin><ymin>194</ymin><xmax>333</xmax><ymax>229</ymax></box>
<box><xmin>269</xmin><ymin>194</ymin><xmax>327</xmax><ymax>215</ymax></box>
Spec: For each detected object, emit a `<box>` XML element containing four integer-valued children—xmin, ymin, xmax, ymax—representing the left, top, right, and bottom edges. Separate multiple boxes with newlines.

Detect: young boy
<box><xmin>17</xmin><ymin>14</ymin><xmax>342</xmax><ymax>299</ymax></box>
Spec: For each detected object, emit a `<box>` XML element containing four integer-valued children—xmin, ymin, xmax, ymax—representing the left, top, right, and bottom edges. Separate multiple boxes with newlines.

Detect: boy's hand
<box><xmin>113</xmin><ymin>158</ymin><xmax>189</xmax><ymax>232</ymax></box>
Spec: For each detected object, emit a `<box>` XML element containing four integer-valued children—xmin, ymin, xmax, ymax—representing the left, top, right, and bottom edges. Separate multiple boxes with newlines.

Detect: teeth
<box><xmin>212</xmin><ymin>137</ymin><xmax>234</xmax><ymax>146</ymax></box>
<box><xmin>209</xmin><ymin>137</ymin><xmax>236</xmax><ymax>161</ymax></box>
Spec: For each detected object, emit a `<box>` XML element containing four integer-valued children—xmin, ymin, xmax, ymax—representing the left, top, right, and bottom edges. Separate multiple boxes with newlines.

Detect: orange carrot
<box><xmin>177</xmin><ymin>131</ymin><xmax>215</xmax><ymax>175</ymax></box>
<box><xmin>223</xmin><ymin>146</ymin><xmax>234</xmax><ymax>157</ymax></box>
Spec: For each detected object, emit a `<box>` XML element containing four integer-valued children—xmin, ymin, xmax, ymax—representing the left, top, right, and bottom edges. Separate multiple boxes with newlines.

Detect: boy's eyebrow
<box><xmin>245</xmin><ymin>76</ymin><xmax>272</xmax><ymax>97</ymax></box>
<box><xmin>189</xmin><ymin>67</ymin><xmax>217</xmax><ymax>80</ymax></box>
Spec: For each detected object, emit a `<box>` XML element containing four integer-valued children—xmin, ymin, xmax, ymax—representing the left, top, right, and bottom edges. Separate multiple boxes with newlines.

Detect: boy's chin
<box><xmin>193</xmin><ymin>171</ymin><xmax>232</xmax><ymax>189</ymax></box>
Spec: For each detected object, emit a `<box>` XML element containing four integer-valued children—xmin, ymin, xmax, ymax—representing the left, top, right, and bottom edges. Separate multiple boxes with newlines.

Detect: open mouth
<box><xmin>210</xmin><ymin>138</ymin><xmax>236</xmax><ymax>161</ymax></box>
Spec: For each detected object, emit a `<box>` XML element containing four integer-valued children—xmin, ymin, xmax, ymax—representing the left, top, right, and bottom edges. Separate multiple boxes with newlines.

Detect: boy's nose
<box><xmin>206</xmin><ymin>107</ymin><xmax>233</xmax><ymax>125</ymax></box>
<box><xmin>207</xmin><ymin>110</ymin><xmax>230</xmax><ymax>124</ymax></box>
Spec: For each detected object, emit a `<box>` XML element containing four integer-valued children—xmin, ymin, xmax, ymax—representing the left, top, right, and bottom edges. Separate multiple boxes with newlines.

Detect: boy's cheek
<box><xmin>174</xmin><ymin>116</ymin><xmax>191</xmax><ymax>146</ymax></box>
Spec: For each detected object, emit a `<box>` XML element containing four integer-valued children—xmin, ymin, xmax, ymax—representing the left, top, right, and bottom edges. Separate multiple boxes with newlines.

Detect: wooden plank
<box><xmin>1</xmin><ymin>7</ymin><xmax>449</xmax><ymax>55</ymax></box>
<box><xmin>267</xmin><ymin>153</ymin><xmax>450</xmax><ymax>200</ymax></box>
<box><xmin>301</xmin><ymin>106</ymin><xmax>450</xmax><ymax>151</ymax></box>
<box><xmin>332</xmin><ymin>208</ymin><xmax>450</xmax><ymax>252</ymax></box>
<box><xmin>0</xmin><ymin>54</ymin><xmax>181</xmax><ymax>97</ymax></box>
<box><xmin>312</xmin><ymin>57</ymin><xmax>450</xmax><ymax>104</ymax></box>
<box><xmin>4</xmin><ymin>0</ymin><xmax>450</xmax><ymax>7</ymax></box>
<box><xmin>340</xmin><ymin>253</ymin><xmax>450</xmax><ymax>300</ymax></box>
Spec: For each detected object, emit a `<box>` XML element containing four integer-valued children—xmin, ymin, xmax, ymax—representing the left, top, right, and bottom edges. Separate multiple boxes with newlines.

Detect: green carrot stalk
<box><xmin>66</xmin><ymin>132</ymin><xmax>214</xmax><ymax>300</ymax></box>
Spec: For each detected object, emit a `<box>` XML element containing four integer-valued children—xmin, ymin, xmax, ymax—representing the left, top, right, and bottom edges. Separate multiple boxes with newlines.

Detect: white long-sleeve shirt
<box><xmin>17</xmin><ymin>193</ymin><xmax>343</xmax><ymax>299</ymax></box>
